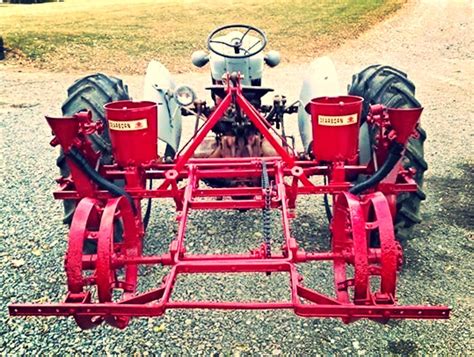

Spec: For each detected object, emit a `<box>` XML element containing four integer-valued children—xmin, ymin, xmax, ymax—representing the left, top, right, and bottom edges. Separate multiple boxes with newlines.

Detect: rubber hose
<box><xmin>66</xmin><ymin>147</ymin><xmax>137</xmax><ymax>215</ymax></box>
<box><xmin>143</xmin><ymin>179</ymin><xmax>152</xmax><ymax>230</ymax></box>
<box><xmin>349</xmin><ymin>141</ymin><xmax>404</xmax><ymax>195</ymax></box>
<box><xmin>323</xmin><ymin>175</ymin><xmax>332</xmax><ymax>223</ymax></box>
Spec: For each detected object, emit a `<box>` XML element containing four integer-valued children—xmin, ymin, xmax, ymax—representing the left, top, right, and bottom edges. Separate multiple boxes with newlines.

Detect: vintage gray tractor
<box><xmin>58</xmin><ymin>24</ymin><xmax>426</xmax><ymax>239</ymax></box>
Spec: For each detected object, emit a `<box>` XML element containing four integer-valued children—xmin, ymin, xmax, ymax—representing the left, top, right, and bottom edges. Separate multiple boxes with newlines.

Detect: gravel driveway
<box><xmin>1</xmin><ymin>0</ymin><xmax>472</xmax><ymax>354</ymax></box>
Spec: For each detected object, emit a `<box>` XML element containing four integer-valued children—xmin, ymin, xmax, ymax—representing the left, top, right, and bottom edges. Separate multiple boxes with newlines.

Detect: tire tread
<box><xmin>58</xmin><ymin>73</ymin><xmax>130</xmax><ymax>224</ymax></box>
<box><xmin>348</xmin><ymin>64</ymin><xmax>427</xmax><ymax>241</ymax></box>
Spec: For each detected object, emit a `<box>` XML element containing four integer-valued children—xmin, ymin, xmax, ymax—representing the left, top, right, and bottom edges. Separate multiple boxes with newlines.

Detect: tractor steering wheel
<box><xmin>207</xmin><ymin>24</ymin><xmax>267</xmax><ymax>59</ymax></box>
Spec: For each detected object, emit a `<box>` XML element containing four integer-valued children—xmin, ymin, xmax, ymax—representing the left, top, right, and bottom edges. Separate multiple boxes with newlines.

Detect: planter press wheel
<box><xmin>362</xmin><ymin>192</ymin><xmax>401</xmax><ymax>303</ymax></box>
<box><xmin>331</xmin><ymin>192</ymin><xmax>370</xmax><ymax>305</ymax></box>
<box><xmin>96</xmin><ymin>196</ymin><xmax>140</xmax><ymax>329</ymax></box>
<box><xmin>332</xmin><ymin>192</ymin><xmax>401</xmax><ymax>309</ymax></box>
<box><xmin>65</xmin><ymin>197</ymin><xmax>103</xmax><ymax>329</ymax></box>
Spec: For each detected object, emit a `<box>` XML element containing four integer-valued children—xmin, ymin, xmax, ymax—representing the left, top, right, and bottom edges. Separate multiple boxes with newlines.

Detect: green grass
<box><xmin>0</xmin><ymin>0</ymin><xmax>406</xmax><ymax>74</ymax></box>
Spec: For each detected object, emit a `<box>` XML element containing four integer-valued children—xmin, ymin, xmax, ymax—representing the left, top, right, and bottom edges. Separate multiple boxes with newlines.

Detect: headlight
<box><xmin>174</xmin><ymin>85</ymin><xmax>196</xmax><ymax>107</ymax></box>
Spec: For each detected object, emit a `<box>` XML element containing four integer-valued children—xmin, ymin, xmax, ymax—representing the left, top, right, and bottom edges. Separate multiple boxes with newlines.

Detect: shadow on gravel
<box><xmin>293</xmin><ymin>206</ymin><xmax>332</xmax><ymax>252</ymax></box>
<box><xmin>387</xmin><ymin>339</ymin><xmax>418</xmax><ymax>355</ymax></box>
<box><xmin>424</xmin><ymin>163</ymin><xmax>473</xmax><ymax>229</ymax></box>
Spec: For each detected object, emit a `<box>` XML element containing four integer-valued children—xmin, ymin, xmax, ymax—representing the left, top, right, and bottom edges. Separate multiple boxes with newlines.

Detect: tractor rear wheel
<box><xmin>57</xmin><ymin>73</ymin><xmax>130</xmax><ymax>224</ymax></box>
<box><xmin>348</xmin><ymin>65</ymin><xmax>427</xmax><ymax>241</ymax></box>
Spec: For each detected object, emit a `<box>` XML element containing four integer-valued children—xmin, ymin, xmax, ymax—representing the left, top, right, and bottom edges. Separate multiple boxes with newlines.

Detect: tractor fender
<box><xmin>143</xmin><ymin>60</ymin><xmax>182</xmax><ymax>155</ymax></box>
<box><xmin>297</xmin><ymin>56</ymin><xmax>342</xmax><ymax>152</ymax></box>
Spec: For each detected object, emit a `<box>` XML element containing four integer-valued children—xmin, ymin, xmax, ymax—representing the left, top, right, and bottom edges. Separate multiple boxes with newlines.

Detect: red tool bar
<box><xmin>9</xmin><ymin>301</ymin><xmax>450</xmax><ymax>320</ymax></box>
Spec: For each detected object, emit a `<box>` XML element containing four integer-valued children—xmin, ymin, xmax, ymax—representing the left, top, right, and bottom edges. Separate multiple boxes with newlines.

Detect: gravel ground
<box><xmin>1</xmin><ymin>0</ymin><xmax>473</xmax><ymax>355</ymax></box>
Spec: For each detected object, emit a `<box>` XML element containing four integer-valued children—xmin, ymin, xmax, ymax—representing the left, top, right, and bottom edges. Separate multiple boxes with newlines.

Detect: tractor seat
<box><xmin>205</xmin><ymin>85</ymin><xmax>274</xmax><ymax>102</ymax></box>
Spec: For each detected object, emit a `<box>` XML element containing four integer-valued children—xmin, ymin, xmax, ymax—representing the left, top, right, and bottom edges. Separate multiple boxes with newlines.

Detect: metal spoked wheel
<box><xmin>362</xmin><ymin>192</ymin><xmax>401</xmax><ymax>303</ymax></box>
<box><xmin>332</xmin><ymin>191</ymin><xmax>403</xmax><ymax>322</ymax></box>
<box><xmin>65</xmin><ymin>197</ymin><xmax>104</xmax><ymax>329</ymax></box>
<box><xmin>332</xmin><ymin>192</ymin><xmax>370</xmax><ymax>306</ymax></box>
<box><xmin>96</xmin><ymin>196</ymin><xmax>140</xmax><ymax>329</ymax></box>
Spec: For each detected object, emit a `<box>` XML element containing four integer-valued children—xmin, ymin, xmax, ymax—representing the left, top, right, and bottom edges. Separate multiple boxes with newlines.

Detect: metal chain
<box><xmin>261</xmin><ymin>161</ymin><xmax>272</xmax><ymax>257</ymax></box>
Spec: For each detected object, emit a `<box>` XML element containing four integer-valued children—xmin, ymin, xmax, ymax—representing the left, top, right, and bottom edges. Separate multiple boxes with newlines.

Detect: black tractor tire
<box><xmin>57</xmin><ymin>73</ymin><xmax>130</xmax><ymax>224</ymax></box>
<box><xmin>348</xmin><ymin>65</ymin><xmax>427</xmax><ymax>241</ymax></box>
